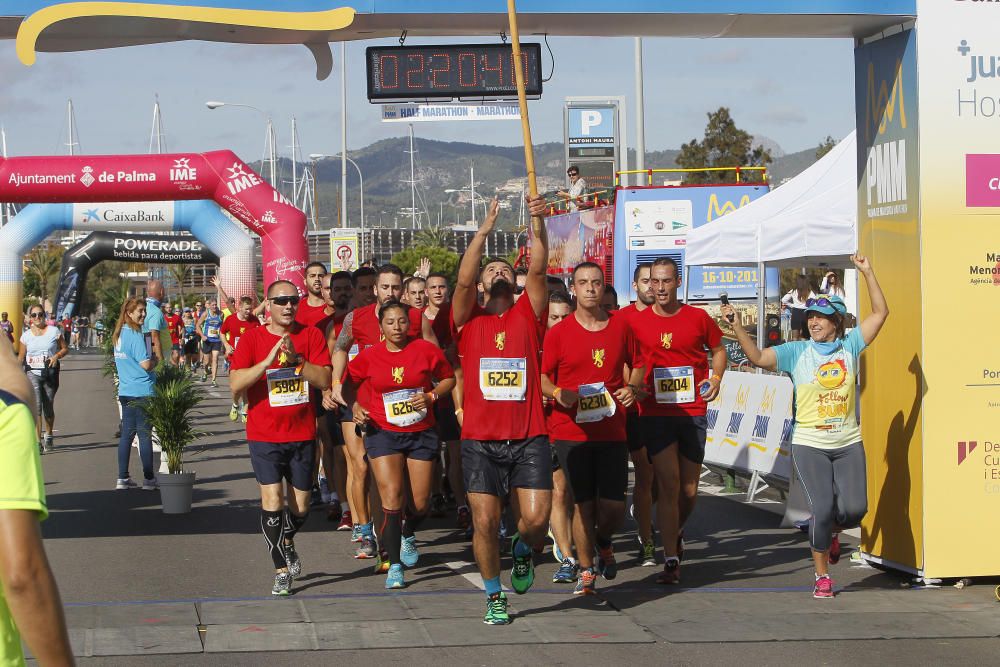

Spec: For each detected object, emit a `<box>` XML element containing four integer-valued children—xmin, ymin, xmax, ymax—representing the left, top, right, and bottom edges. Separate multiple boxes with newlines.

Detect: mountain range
<box><xmin>270</xmin><ymin>137</ymin><xmax>824</xmax><ymax>230</ymax></box>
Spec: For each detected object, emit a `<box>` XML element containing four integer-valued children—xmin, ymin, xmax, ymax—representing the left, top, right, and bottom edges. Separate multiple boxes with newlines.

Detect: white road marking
<box><xmin>443</xmin><ymin>560</ymin><xmax>485</xmax><ymax>590</ymax></box>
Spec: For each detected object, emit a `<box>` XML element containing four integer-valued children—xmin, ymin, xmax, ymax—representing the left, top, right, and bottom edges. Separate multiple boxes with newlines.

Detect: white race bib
<box><xmin>654</xmin><ymin>366</ymin><xmax>695</xmax><ymax>404</ymax></box>
<box><xmin>382</xmin><ymin>388</ymin><xmax>426</xmax><ymax>428</ymax></box>
<box><xmin>575</xmin><ymin>382</ymin><xmax>616</xmax><ymax>424</ymax></box>
<box><xmin>207</xmin><ymin>326</ymin><xmax>220</xmax><ymax>338</ymax></box>
<box><xmin>479</xmin><ymin>358</ymin><xmax>528</xmax><ymax>401</ymax></box>
<box><xmin>26</xmin><ymin>353</ymin><xmax>47</xmax><ymax>370</ymax></box>
<box><xmin>266</xmin><ymin>367</ymin><xmax>309</xmax><ymax>407</ymax></box>
<box><xmin>233</xmin><ymin>337</ymin><xmax>241</xmax><ymax>349</ymax></box>
<box><xmin>348</xmin><ymin>343</ymin><xmax>360</xmax><ymax>362</ymax></box>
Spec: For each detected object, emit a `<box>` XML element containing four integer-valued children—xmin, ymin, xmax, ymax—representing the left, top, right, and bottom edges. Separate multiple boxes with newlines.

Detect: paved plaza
<box><xmin>29</xmin><ymin>354</ymin><xmax>1000</xmax><ymax>664</ymax></box>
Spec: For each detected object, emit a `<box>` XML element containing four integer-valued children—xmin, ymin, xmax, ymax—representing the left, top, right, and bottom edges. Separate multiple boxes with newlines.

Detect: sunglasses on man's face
<box><xmin>29</xmin><ymin>312</ymin><xmax>44</xmax><ymax>318</ymax></box>
<box><xmin>270</xmin><ymin>295</ymin><xmax>301</xmax><ymax>307</ymax></box>
<box><xmin>568</xmin><ymin>172</ymin><xmax>578</xmax><ymax>177</ymax></box>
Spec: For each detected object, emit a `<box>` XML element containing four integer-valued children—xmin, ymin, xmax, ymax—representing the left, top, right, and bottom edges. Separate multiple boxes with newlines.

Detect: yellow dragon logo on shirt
<box><xmin>391</xmin><ymin>367</ymin><xmax>405</xmax><ymax>384</ymax></box>
<box><xmin>592</xmin><ymin>349</ymin><xmax>606</xmax><ymax>368</ymax></box>
<box><xmin>495</xmin><ymin>331</ymin><xmax>506</xmax><ymax>352</ymax></box>
<box><xmin>660</xmin><ymin>332</ymin><xmax>672</xmax><ymax>349</ymax></box>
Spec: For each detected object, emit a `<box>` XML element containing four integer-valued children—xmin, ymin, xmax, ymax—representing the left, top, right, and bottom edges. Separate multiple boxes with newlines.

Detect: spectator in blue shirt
<box><xmin>113</xmin><ymin>297</ymin><xmax>158</xmax><ymax>491</ymax></box>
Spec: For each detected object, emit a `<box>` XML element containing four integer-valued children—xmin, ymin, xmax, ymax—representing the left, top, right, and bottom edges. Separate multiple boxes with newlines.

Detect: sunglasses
<box><xmin>567</xmin><ymin>172</ymin><xmax>578</xmax><ymax>176</ymax></box>
<box><xmin>29</xmin><ymin>312</ymin><xmax>44</xmax><ymax>318</ymax></box>
<box><xmin>805</xmin><ymin>297</ymin><xmax>845</xmax><ymax>311</ymax></box>
<box><xmin>270</xmin><ymin>295</ymin><xmax>301</xmax><ymax>306</ymax></box>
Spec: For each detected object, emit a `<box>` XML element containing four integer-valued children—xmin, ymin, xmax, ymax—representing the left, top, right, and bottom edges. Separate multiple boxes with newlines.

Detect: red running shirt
<box><xmin>614</xmin><ymin>304</ymin><xmax>648</xmax><ymax>414</ymax></box>
<box><xmin>541</xmin><ymin>314</ymin><xmax>640</xmax><ymax>442</ymax></box>
<box><xmin>426</xmin><ymin>301</ymin><xmax>454</xmax><ymax>349</ymax></box>
<box><xmin>316</xmin><ymin>311</ymin><xmax>348</xmax><ymax>341</ymax></box>
<box><xmin>633</xmin><ymin>304</ymin><xmax>722</xmax><ymax>417</ymax></box>
<box><xmin>220</xmin><ymin>314</ymin><xmax>260</xmax><ymax>351</ymax></box>
<box><xmin>455</xmin><ymin>295</ymin><xmax>547</xmax><ymax>441</ymax></box>
<box><xmin>346</xmin><ymin>339</ymin><xmax>453</xmax><ymax>432</ymax></box>
<box><xmin>164</xmin><ymin>314</ymin><xmax>182</xmax><ymax>345</ymax></box>
<box><xmin>352</xmin><ymin>303</ymin><xmax>423</xmax><ymax>351</ymax></box>
<box><xmin>231</xmin><ymin>323</ymin><xmax>332</xmax><ymax>443</ymax></box>
<box><xmin>295</xmin><ymin>300</ymin><xmax>329</xmax><ymax>328</ymax></box>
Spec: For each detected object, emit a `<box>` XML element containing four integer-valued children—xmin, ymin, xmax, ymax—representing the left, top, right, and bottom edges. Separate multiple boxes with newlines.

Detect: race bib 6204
<box><xmin>653</xmin><ymin>366</ymin><xmax>695</xmax><ymax>404</ymax></box>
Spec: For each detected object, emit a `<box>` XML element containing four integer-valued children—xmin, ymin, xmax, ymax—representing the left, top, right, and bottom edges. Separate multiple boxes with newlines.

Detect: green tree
<box><xmin>413</xmin><ymin>224</ymin><xmax>454</xmax><ymax>250</ymax></box>
<box><xmin>390</xmin><ymin>245</ymin><xmax>460</xmax><ymax>282</ymax></box>
<box><xmin>816</xmin><ymin>135</ymin><xmax>837</xmax><ymax>160</ymax></box>
<box><xmin>676</xmin><ymin>107</ymin><xmax>772</xmax><ymax>184</ymax></box>
<box><xmin>24</xmin><ymin>244</ymin><xmax>64</xmax><ymax>304</ymax></box>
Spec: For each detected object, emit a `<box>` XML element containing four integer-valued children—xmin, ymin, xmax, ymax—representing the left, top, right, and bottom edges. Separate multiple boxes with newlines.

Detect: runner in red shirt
<box><xmin>163</xmin><ymin>305</ymin><xmax>183</xmax><ymax>366</ymax></box>
<box><xmin>633</xmin><ymin>257</ymin><xmax>726</xmax><ymax>585</ymax></box>
<box><xmin>541</xmin><ymin>262</ymin><xmax>644</xmax><ymax>595</ymax></box>
<box><xmin>614</xmin><ymin>262</ymin><xmax>657</xmax><ymax>566</ymax></box>
<box><xmin>327</xmin><ymin>263</ymin><xmax>420</xmax><ymax>560</ymax></box>
<box><xmin>229</xmin><ymin>280</ymin><xmax>332</xmax><ymax>597</ymax></box>
<box><xmin>452</xmin><ymin>195</ymin><xmax>550</xmax><ymax>625</ymax></box>
<box><xmin>221</xmin><ymin>296</ymin><xmax>261</xmax><ymax>422</ymax></box>
<box><xmin>294</xmin><ymin>262</ymin><xmax>329</xmax><ymax>328</ymax></box>
<box><xmin>343</xmin><ymin>300</ymin><xmax>455</xmax><ymax>589</ymax></box>
<box><xmin>420</xmin><ymin>272</ymin><xmax>469</xmax><ymax>533</ymax></box>
<box><xmin>316</xmin><ymin>270</ymin><xmax>354</xmax><ymax>525</ymax></box>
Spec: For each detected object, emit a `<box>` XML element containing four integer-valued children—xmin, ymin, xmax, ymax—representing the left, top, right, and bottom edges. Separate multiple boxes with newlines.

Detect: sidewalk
<box><xmin>29</xmin><ymin>354</ymin><xmax>1000</xmax><ymax>663</ymax></box>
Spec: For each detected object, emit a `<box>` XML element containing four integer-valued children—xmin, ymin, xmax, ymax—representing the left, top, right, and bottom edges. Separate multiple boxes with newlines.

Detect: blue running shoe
<box><xmin>385</xmin><ymin>563</ymin><xmax>405</xmax><ymax>589</ymax></box>
<box><xmin>350</xmin><ymin>523</ymin><xmax>362</xmax><ymax>543</ymax></box>
<box><xmin>401</xmin><ymin>535</ymin><xmax>419</xmax><ymax>568</ymax></box>
<box><xmin>552</xmin><ymin>558</ymin><xmax>578</xmax><ymax>584</ymax></box>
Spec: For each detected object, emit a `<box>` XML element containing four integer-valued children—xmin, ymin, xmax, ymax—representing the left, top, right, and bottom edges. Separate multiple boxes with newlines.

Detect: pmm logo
<box><xmin>864</xmin><ymin>59</ymin><xmax>908</xmax><ymax>143</ymax></box>
<box><xmin>958</xmin><ymin>440</ymin><xmax>978</xmax><ymax>466</ymax></box>
<box><xmin>707</xmin><ymin>194</ymin><xmax>752</xmax><ymax>222</ymax></box>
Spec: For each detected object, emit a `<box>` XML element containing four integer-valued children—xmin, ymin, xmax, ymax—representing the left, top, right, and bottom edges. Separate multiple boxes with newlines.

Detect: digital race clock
<box><xmin>366</xmin><ymin>43</ymin><xmax>544</xmax><ymax>102</ymax></box>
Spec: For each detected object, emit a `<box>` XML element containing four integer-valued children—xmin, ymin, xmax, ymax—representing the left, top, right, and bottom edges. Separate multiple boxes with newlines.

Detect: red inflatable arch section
<box><xmin>0</xmin><ymin>150</ymin><xmax>307</xmax><ymax>292</ymax></box>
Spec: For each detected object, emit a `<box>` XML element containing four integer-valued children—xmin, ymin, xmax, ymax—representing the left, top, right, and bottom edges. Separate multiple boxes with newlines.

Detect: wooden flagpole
<box><xmin>507</xmin><ymin>0</ymin><xmax>543</xmax><ymax>237</ymax></box>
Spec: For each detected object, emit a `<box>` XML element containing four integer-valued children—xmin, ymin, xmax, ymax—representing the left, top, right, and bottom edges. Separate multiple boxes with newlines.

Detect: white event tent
<box><xmin>684</xmin><ymin>131</ymin><xmax>860</xmax><ymax>337</ymax></box>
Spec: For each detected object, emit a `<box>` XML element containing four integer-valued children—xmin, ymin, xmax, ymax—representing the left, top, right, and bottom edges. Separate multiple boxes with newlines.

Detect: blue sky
<box><xmin>0</xmin><ymin>35</ymin><xmax>856</xmax><ymax>160</ymax></box>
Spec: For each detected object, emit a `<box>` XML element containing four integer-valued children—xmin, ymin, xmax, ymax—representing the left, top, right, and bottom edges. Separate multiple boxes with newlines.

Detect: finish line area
<box><xmin>34</xmin><ymin>354</ymin><xmax>1000</xmax><ymax>661</ymax></box>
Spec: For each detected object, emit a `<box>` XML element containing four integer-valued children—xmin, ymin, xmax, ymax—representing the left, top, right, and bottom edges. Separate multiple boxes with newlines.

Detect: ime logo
<box><xmin>957</xmin><ymin>440</ymin><xmax>978</xmax><ymax>466</ymax></box>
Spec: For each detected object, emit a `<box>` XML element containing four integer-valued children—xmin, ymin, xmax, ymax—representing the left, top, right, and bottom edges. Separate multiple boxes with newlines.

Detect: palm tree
<box><xmin>414</xmin><ymin>223</ymin><xmax>453</xmax><ymax>251</ymax></box>
<box><xmin>25</xmin><ymin>244</ymin><xmax>64</xmax><ymax>304</ymax></box>
<box><xmin>166</xmin><ymin>264</ymin><xmax>191</xmax><ymax>308</ymax></box>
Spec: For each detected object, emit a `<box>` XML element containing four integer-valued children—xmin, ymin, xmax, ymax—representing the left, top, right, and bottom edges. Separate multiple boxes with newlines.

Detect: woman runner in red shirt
<box><xmin>343</xmin><ymin>300</ymin><xmax>455</xmax><ymax>589</ymax></box>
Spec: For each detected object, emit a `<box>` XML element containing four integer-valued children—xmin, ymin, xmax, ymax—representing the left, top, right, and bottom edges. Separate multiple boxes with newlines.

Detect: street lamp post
<box><xmin>205</xmin><ymin>101</ymin><xmax>277</xmax><ymax>187</ymax></box>
<box><xmin>310</xmin><ymin>153</ymin><xmax>365</xmax><ymax>234</ymax></box>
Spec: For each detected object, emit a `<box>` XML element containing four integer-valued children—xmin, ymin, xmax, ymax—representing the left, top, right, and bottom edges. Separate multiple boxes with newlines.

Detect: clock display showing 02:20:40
<box><xmin>367</xmin><ymin>43</ymin><xmax>544</xmax><ymax>100</ymax></box>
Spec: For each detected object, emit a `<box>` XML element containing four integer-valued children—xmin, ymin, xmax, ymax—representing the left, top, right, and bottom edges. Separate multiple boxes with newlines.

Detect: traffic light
<box><xmin>764</xmin><ymin>313</ymin><xmax>781</xmax><ymax>347</ymax></box>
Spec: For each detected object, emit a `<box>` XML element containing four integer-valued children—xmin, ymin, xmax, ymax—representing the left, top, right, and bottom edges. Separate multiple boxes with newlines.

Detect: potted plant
<box><xmin>142</xmin><ymin>364</ymin><xmax>208</xmax><ymax>514</ymax></box>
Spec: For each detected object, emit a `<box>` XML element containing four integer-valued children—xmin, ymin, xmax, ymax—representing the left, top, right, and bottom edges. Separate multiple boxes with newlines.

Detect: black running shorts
<box><xmin>462</xmin><ymin>436</ymin><xmax>553</xmax><ymax>497</ymax></box>
<box><xmin>626</xmin><ymin>411</ymin><xmax>643</xmax><ymax>452</ymax></box>
<box><xmin>248</xmin><ymin>440</ymin><xmax>316</xmax><ymax>491</ymax></box>
<box><xmin>639</xmin><ymin>415</ymin><xmax>708</xmax><ymax>464</ymax></box>
<box><xmin>552</xmin><ymin>440</ymin><xmax>628</xmax><ymax>503</ymax></box>
<box><xmin>365</xmin><ymin>427</ymin><xmax>439</xmax><ymax>461</ymax></box>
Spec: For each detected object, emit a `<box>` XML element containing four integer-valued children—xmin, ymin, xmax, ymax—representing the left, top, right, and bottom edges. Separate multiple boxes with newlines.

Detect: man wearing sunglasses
<box><xmin>230</xmin><ymin>281</ymin><xmax>333</xmax><ymax>596</ymax></box>
<box><xmin>557</xmin><ymin>166</ymin><xmax>588</xmax><ymax>212</ymax></box>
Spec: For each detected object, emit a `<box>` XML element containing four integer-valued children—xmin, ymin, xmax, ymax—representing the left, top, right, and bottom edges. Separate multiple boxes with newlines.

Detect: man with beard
<box><xmin>614</xmin><ymin>263</ymin><xmax>658</xmax><ymax>566</ymax></box>
<box><xmin>452</xmin><ymin>195</ymin><xmax>550</xmax><ymax>625</ymax></box>
<box><xmin>326</xmin><ymin>264</ymin><xmax>421</xmax><ymax>560</ymax></box>
<box><xmin>296</xmin><ymin>262</ymin><xmax>329</xmax><ymax>328</ymax></box>
<box><xmin>316</xmin><ymin>271</ymin><xmax>353</xmax><ymax>523</ymax></box>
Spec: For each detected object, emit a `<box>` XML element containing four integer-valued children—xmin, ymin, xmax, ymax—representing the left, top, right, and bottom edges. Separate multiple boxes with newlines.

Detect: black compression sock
<box><xmin>261</xmin><ymin>510</ymin><xmax>286</xmax><ymax>569</ymax></box>
<box><xmin>380</xmin><ymin>508</ymin><xmax>403</xmax><ymax>565</ymax></box>
<box><xmin>283</xmin><ymin>509</ymin><xmax>309</xmax><ymax>542</ymax></box>
<box><xmin>596</xmin><ymin>536</ymin><xmax>613</xmax><ymax>550</ymax></box>
<box><xmin>402</xmin><ymin>512</ymin><xmax>427</xmax><ymax>538</ymax></box>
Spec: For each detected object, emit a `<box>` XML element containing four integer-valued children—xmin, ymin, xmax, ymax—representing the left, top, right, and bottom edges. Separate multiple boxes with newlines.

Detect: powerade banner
<box><xmin>53</xmin><ymin>232</ymin><xmax>218</xmax><ymax>319</ymax></box>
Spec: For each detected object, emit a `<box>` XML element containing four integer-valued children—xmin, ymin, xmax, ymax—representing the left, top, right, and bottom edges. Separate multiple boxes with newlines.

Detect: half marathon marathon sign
<box><xmin>381</xmin><ymin>102</ymin><xmax>520</xmax><ymax>123</ymax></box>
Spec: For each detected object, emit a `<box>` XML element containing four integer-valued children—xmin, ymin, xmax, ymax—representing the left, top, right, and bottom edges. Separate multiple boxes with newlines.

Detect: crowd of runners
<box><xmin>6</xmin><ymin>195</ymin><xmax>888</xmax><ymax>633</ymax></box>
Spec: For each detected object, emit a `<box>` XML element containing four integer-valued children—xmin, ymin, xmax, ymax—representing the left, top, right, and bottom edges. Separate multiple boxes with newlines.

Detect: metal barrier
<box><xmin>615</xmin><ymin>166</ymin><xmax>769</xmax><ymax>186</ymax></box>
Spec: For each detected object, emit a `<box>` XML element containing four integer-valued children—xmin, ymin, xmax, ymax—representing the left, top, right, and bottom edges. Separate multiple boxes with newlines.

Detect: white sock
<box><xmin>341</xmin><ymin>501</ymin><xmax>350</xmax><ymax>512</ymax></box>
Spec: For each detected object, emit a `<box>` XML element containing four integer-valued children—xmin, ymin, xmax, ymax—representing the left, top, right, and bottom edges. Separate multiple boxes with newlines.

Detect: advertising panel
<box><xmin>910</xmin><ymin>2</ymin><xmax>1000</xmax><ymax>577</ymax></box>
<box><xmin>702</xmin><ymin>371</ymin><xmax>794</xmax><ymax>482</ymax></box>
<box><xmin>543</xmin><ymin>206</ymin><xmax>613</xmax><ymax>277</ymax></box>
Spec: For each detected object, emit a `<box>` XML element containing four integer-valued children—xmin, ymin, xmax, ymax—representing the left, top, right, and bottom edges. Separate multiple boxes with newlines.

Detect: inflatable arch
<box><xmin>0</xmin><ymin>151</ymin><xmax>306</xmax><ymax>340</ymax></box>
<box><xmin>51</xmin><ymin>211</ymin><xmax>258</xmax><ymax>320</ymax></box>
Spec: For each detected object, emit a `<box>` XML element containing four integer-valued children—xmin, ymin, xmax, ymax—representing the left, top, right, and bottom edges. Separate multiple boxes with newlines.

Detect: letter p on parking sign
<box><xmin>581</xmin><ymin>110</ymin><xmax>603</xmax><ymax>135</ymax></box>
